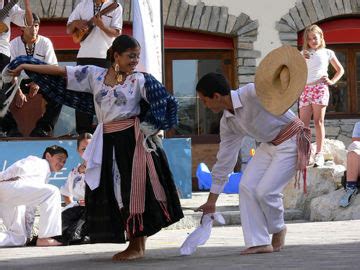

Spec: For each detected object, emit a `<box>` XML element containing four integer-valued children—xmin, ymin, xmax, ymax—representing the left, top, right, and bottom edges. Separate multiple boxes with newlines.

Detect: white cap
<box><xmin>352</xmin><ymin>122</ymin><xmax>360</xmax><ymax>138</ymax></box>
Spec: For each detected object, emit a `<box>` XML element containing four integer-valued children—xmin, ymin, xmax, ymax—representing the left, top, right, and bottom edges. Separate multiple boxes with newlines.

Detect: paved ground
<box><xmin>1</xmin><ymin>220</ymin><xmax>360</xmax><ymax>270</ymax></box>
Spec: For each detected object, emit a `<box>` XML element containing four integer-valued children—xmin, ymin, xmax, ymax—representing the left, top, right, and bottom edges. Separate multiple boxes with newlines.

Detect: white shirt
<box><xmin>60</xmin><ymin>164</ymin><xmax>85</xmax><ymax>201</ymax></box>
<box><xmin>303</xmin><ymin>48</ymin><xmax>335</xmax><ymax>84</ymax></box>
<box><xmin>210</xmin><ymin>83</ymin><xmax>296</xmax><ymax>194</ymax></box>
<box><xmin>0</xmin><ymin>155</ymin><xmax>51</xmax><ymax>183</ymax></box>
<box><xmin>67</xmin><ymin>0</ymin><xmax>123</xmax><ymax>59</ymax></box>
<box><xmin>10</xmin><ymin>35</ymin><xmax>58</xmax><ymax>64</ymax></box>
<box><xmin>0</xmin><ymin>2</ymin><xmax>26</xmax><ymax>57</ymax></box>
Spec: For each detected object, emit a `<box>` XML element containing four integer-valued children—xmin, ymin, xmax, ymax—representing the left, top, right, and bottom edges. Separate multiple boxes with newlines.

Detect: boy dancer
<box><xmin>0</xmin><ymin>145</ymin><xmax>68</xmax><ymax>247</ymax></box>
<box><xmin>196</xmin><ymin>46</ymin><xmax>310</xmax><ymax>255</ymax></box>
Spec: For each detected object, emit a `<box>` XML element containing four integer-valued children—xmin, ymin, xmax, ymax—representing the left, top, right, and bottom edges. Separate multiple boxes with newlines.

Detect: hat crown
<box><xmin>255</xmin><ymin>45</ymin><xmax>307</xmax><ymax>116</ymax></box>
<box><xmin>275</xmin><ymin>65</ymin><xmax>290</xmax><ymax>93</ymax></box>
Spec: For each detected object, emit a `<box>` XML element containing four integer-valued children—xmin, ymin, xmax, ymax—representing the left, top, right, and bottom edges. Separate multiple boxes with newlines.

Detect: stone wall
<box><xmin>277</xmin><ymin>0</ymin><xmax>360</xmax><ymax>46</ymax></box>
<box><xmin>322</xmin><ymin>119</ymin><xmax>359</xmax><ymax>147</ymax></box>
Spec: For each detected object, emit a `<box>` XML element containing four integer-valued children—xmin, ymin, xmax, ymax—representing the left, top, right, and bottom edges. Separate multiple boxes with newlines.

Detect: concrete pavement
<box><xmin>1</xmin><ymin>220</ymin><xmax>360</xmax><ymax>269</ymax></box>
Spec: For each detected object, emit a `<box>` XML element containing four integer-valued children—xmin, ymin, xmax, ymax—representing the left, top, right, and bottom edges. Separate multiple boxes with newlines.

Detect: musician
<box><xmin>0</xmin><ymin>13</ymin><xmax>61</xmax><ymax>137</ymax></box>
<box><xmin>66</xmin><ymin>0</ymin><xmax>122</xmax><ymax>135</ymax></box>
<box><xmin>0</xmin><ymin>0</ymin><xmax>32</xmax><ymax>137</ymax></box>
<box><xmin>0</xmin><ymin>0</ymin><xmax>33</xmax><ymax>71</ymax></box>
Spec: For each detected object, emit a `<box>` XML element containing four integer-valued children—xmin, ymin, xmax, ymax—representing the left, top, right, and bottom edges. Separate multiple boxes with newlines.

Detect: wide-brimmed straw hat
<box><xmin>254</xmin><ymin>45</ymin><xmax>307</xmax><ymax>116</ymax></box>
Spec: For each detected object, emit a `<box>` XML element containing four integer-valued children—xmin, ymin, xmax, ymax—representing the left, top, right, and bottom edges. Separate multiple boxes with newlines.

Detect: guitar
<box><xmin>72</xmin><ymin>1</ymin><xmax>119</xmax><ymax>44</ymax></box>
<box><xmin>0</xmin><ymin>0</ymin><xmax>19</xmax><ymax>33</ymax></box>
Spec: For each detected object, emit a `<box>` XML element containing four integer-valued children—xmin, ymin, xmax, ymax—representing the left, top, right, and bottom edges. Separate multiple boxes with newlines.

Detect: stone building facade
<box><xmin>21</xmin><ymin>0</ymin><xmax>360</xmax><ymax>183</ymax></box>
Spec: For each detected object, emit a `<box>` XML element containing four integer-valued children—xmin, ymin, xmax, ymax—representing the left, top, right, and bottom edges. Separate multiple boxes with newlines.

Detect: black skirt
<box><xmin>85</xmin><ymin>126</ymin><xmax>184</xmax><ymax>243</ymax></box>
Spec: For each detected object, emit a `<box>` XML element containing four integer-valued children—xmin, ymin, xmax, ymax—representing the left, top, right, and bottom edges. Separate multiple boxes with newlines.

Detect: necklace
<box><xmin>22</xmin><ymin>36</ymin><xmax>36</xmax><ymax>56</ymax></box>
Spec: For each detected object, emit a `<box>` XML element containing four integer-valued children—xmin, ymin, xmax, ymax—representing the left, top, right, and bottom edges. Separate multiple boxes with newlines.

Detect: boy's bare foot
<box><xmin>272</xmin><ymin>226</ymin><xmax>287</xmax><ymax>252</ymax></box>
<box><xmin>36</xmin><ymin>237</ymin><xmax>62</xmax><ymax>246</ymax></box>
<box><xmin>240</xmin><ymin>245</ymin><xmax>273</xmax><ymax>255</ymax></box>
<box><xmin>112</xmin><ymin>236</ymin><xmax>146</xmax><ymax>261</ymax></box>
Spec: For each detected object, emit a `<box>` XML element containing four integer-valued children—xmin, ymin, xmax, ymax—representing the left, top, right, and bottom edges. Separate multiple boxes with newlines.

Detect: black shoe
<box><xmin>7</xmin><ymin>128</ymin><xmax>23</xmax><ymax>137</ymax></box>
<box><xmin>30</xmin><ymin>128</ymin><xmax>51</xmax><ymax>137</ymax></box>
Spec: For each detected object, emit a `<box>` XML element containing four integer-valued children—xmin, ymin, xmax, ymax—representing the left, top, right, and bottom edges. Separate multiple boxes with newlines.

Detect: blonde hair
<box><xmin>302</xmin><ymin>24</ymin><xmax>326</xmax><ymax>50</ymax></box>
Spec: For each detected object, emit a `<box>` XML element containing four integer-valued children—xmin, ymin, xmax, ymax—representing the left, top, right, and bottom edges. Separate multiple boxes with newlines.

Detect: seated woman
<box><xmin>59</xmin><ymin>133</ymin><xmax>92</xmax><ymax>244</ymax></box>
<box><xmin>339</xmin><ymin>122</ymin><xmax>360</xmax><ymax>207</ymax></box>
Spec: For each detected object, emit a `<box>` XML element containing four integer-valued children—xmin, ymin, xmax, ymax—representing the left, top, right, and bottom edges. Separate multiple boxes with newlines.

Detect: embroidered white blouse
<box><xmin>210</xmin><ymin>83</ymin><xmax>296</xmax><ymax>194</ymax></box>
<box><xmin>60</xmin><ymin>164</ymin><xmax>86</xmax><ymax>201</ymax></box>
<box><xmin>66</xmin><ymin>66</ymin><xmax>148</xmax><ymax>190</ymax></box>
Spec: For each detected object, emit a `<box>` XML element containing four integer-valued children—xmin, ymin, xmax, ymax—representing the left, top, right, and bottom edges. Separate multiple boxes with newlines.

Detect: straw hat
<box><xmin>254</xmin><ymin>45</ymin><xmax>307</xmax><ymax>116</ymax></box>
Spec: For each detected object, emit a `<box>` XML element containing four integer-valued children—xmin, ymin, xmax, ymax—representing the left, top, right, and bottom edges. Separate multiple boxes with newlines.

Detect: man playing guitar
<box><xmin>66</xmin><ymin>0</ymin><xmax>122</xmax><ymax>135</ymax></box>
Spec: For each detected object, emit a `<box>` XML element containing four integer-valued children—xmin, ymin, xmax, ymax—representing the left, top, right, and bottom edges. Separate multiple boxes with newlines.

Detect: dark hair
<box><xmin>32</xmin><ymin>13</ymin><xmax>40</xmax><ymax>24</ymax></box>
<box><xmin>106</xmin><ymin>35</ymin><xmax>141</xmax><ymax>63</ymax></box>
<box><xmin>42</xmin><ymin>145</ymin><xmax>68</xmax><ymax>159</ymax></box>
<box><xmin>196</xmin><ymin>73</ymin><xmax>231</xmax><ymax>98</ymax></box>
<box><xmin>77</xmin><ymin>132</ymin><xmax>93</xmax><ymax>148</ymax></box>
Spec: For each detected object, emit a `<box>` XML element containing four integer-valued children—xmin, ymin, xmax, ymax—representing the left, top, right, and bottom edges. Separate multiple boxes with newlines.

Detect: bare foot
<box><xmin>112</xmin><ymin>236</ymin><xmax>146</xmax><ymax>261</ymax></box>
<box><xmin>240</xmin><ymin>245</ymin><xmax>273</xmax><ymax>255</ymax></box>
<box><xmin>272</xmin><ymin>226</ymin><xmax>287</xmax><ymax>252</ymax></box>
<box><xmin>36</xmin><ymin>237</ymin><xmax>62</xmax><ymax>246</ymax></box>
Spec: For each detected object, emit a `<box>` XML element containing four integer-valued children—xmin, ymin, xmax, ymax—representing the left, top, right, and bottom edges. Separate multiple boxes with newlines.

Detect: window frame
<box><xmin>164</xmin><ymin>49</ymin><xmax>236</xmax><ymax>143</ymax></box>
<box><xmin>326</xmin><ymin>44</ymin><xmax>360</xmax><ymax>118</ymax></box>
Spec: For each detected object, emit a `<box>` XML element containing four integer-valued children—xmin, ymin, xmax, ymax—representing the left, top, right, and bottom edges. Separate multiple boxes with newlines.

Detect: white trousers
<box><xmin>239</xmin><ymin>137</ymin><xmax>297</xmax><ymax>247</ymax></box>
<box><xmin>0</xmin><ymin>180</ymin><xmax>61</xmax><ymax>247</ymax></box>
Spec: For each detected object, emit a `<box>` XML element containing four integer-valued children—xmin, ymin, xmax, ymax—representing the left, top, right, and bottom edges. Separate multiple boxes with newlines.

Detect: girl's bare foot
<box><xmin>36</xmin><ymin>237</ymin><xmax>62</xmax><ymax>246</ymax></box>
<box><xmin>272</xmin><ymin>226</ymin><xmax>287</xmax><ymax>252</ymax></box>
<box><xmin>112</xmin><ymin>236</ymin><xmax>146</xmax><ymax>261</ymax></box>
<box><xmin>240</xmin><ymin>245</ymin><xmax>273</xmax><ymax>255</ymax></box>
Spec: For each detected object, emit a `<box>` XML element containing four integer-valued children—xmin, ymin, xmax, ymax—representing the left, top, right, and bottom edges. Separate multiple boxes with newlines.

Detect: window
<box><xmin>327</xmin><ymin>45</ymin><xmax>360</xmax><ymax>117</ymax></box>
<box><xmin>165</xmin><ymin>50</ymin><xmax>235</xmax><ymax>143</ymax></box>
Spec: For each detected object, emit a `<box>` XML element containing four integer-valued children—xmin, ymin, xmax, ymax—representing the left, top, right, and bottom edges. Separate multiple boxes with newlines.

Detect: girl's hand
<box><xmin>303</xmin><ymin>50</ymin><xmax>311</xmax><ymax>59</ymax></box>
<box><xmin>321</xmin><ymin>76</ymin><xmax>333</xmax><ymax>85</ymax></box>
<box><xmin>8</xmin><ymin>65</ymin><xmax>24</xmax><ymax>77</ymax></box>
<box><xmin>78</xmin><ymin>163</ymin><xmax>86</xmax><ymax>174</ymax></box>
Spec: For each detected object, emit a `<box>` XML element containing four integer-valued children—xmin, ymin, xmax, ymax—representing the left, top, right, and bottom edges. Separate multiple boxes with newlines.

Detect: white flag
<box><xmin>132</xmin><ymin>0</ymin><xmax>163</xmax><ymax>82</ymax></box>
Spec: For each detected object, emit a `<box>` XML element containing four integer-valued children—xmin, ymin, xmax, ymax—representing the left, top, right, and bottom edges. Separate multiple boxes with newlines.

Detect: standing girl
<box><xmin>8</xmin><ymin>35</ymin><xmax>183</xmax><ymax>260</ymax></box>
<box><xmin>300</xmin><ymin>24</ymin><xmax>344</xmax><ymax>167</ymax></box>
<box><xmin>59</xmin><ymin>132</ymin><xmax>92</xmax><ymax>245</ymax></box>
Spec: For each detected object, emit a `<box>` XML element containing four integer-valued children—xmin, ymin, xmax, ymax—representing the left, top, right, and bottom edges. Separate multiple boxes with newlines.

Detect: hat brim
<box><xmin>255</xmin><ymin>45</ymin><xmax>307</xmax><ymax>116</ymax></box>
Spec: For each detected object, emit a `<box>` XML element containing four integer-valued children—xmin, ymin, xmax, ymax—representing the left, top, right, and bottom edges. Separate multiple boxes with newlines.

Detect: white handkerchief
<box><xmin>180</xmin><ymin>213</ymin><xmax>225</xmax><ymax>255</ymax></box>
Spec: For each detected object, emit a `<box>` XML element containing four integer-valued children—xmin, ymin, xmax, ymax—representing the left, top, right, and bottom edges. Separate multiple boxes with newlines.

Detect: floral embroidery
<box><xmin>72</xmin><ymin>176</ymin><xmax>82</xmax><ymax>189</ymax></box>
<box><xmin>74</xmin><ymin>66</ymin><xmax>89</xmax><ymax>82</ymax></box>
<box><xmin>114</xmin><ymin>91</ymin><xmax>127</xmax><ymax>106</ymax></box>
<box><xmin>95</xmin><ymin>88</ymin><xmax>108</xmax><ymax>105</ymax></box>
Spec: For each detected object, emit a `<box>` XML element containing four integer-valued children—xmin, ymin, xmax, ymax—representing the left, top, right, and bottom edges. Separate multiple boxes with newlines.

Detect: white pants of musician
<box><xmin>239</xmin><ymin>137</ymin><xmax>297</xmax><ymax>247</ymax></box>
<box><xmin>0</xmin><ymin>180</ymin><xmax>61</xmax><ymax>247</ymax></box>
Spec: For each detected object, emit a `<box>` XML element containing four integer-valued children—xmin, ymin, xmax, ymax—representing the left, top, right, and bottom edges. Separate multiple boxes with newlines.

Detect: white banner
<box><xmin>132</xmin><ymin>0</ymin><xmax>163</xmax><ymax>82</ymax></box>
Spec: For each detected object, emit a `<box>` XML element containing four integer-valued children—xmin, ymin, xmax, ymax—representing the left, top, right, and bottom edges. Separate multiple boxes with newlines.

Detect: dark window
<box><xmin>326</xmin><ymin>45</ymin><xmax>360</xmax><ymax>118</ymax></box>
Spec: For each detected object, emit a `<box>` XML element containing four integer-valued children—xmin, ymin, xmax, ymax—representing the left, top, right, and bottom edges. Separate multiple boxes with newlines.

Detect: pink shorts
<box><xmin>299</xmin><ymin>83</ymin><xmax>329</xmax><ymax>108</ymax></box>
